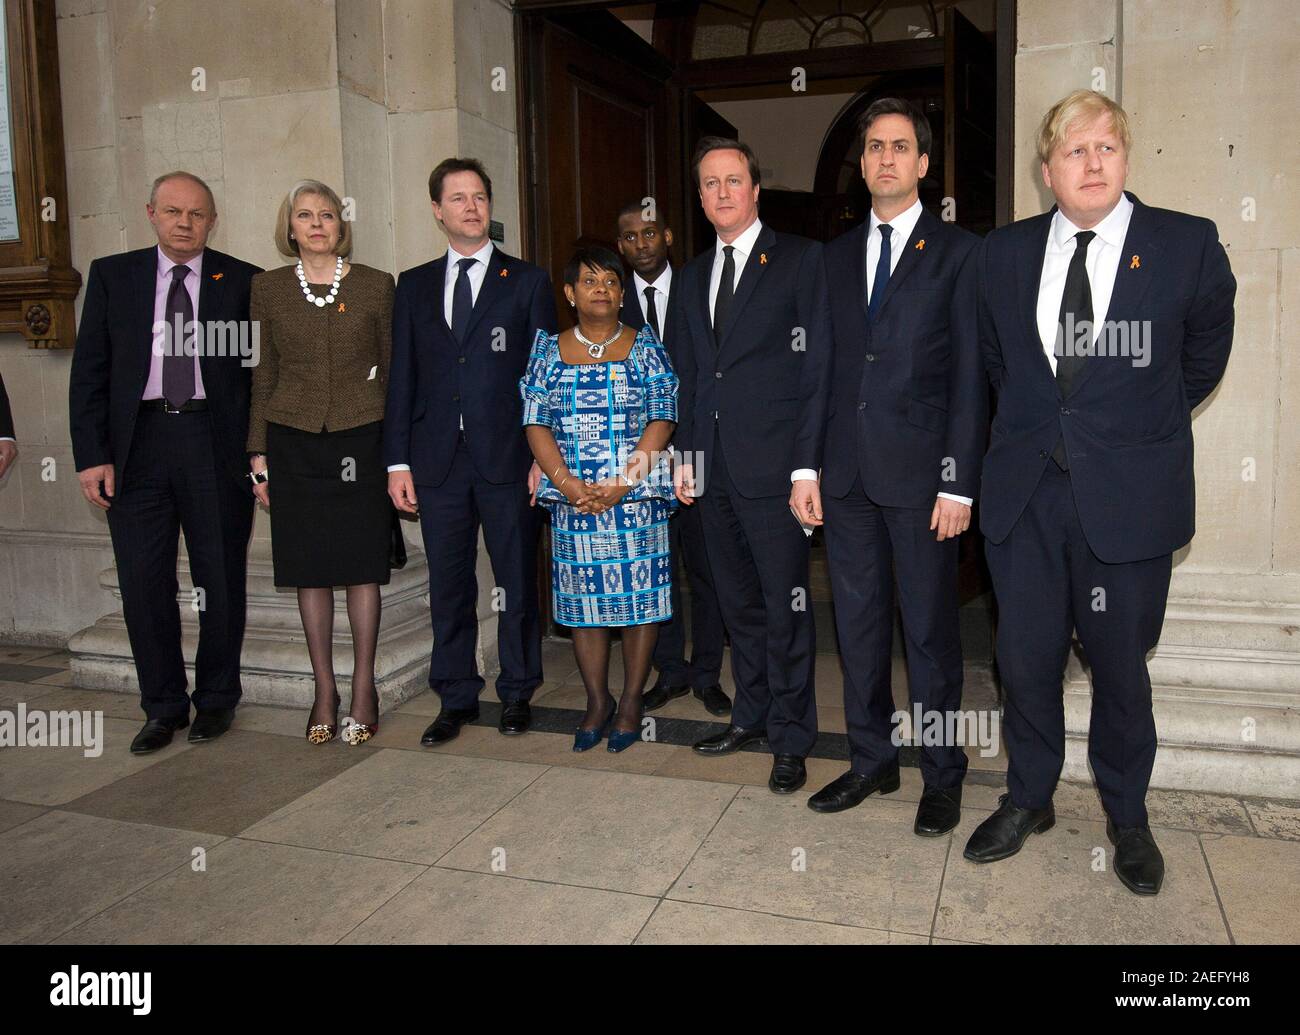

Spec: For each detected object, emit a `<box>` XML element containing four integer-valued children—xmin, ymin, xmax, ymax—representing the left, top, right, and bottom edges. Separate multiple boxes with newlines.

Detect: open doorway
<box><xmin>515</xmin><ymin>0</ymin><xmax>1011</xmax><ymax>642</ymax></box>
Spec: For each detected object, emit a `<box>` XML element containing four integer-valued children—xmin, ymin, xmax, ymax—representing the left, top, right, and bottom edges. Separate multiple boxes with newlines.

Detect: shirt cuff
<box><xmin>387</xmin><ymin>464</ymin><xmax>412</xmax><ymax>473</ymax></box>
<box><xmin>790</xmin><ymin>468</ymin><xmax>818</xmax><ymax>483</ymax></box>
<box><xmin>937</xmin><ymin>492</ymin><xmax>973</xmax><ymax>506</ymax></box>
<box><xmin>0</xmin><ymin>437</ymin><xmax>14</xmax><ymax>443</ymax></box>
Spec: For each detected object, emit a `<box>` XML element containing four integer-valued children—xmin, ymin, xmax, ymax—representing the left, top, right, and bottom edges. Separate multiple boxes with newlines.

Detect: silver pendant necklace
<box><xmin>297</xmin><ymin>255</ymin><xmax>343</xmax><ymax>307</ymax></box>
<box><xmin>574</xmin><ymin>321</ymin><xmax>623</xmax><ymax>359</ymax></box>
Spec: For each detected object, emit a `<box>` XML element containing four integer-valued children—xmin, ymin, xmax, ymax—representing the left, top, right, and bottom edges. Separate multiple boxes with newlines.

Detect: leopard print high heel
<box><xmin>340</xmin><ymin>715</ymin><xmax>378</xmax><ymax>746</ymax></box>
<box><xmin>305</xmin><ymin>690</ymin><xmax>341</xmax><ymax>745</ymax></box>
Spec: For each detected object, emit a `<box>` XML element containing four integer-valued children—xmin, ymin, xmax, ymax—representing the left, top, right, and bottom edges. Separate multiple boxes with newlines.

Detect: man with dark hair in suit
<box><xmin>70</xmin><ymin>170</ymin><xmax>261</xmax><ymax>754</ymax></box>
<box><xmin>671</xmin><ymin>137</ymin><xmax>833</xmax><ymax>795</ymax></box>
<box><xmin>0</xmin><ymin>368</ymin><xmax>15</xmax><ymax>481</ymax></box>
<box><xmin>809</xmin><ymin>98</ymin><xmax>984</xmax><ymax>835</ymax></box>
<box><xmin>386</xmin><ymin>157</ymin><xmax>558</xmax><ymax>745</ymax></box>
<box><xmin>614</xmin><ymin>198</ymin><xmax>728</xmax><ymax>718</ymax></box>
<box><xmin>964</xmin><ymin>90</ymin><xmax>1235</xmax><ymax>895</ymax></box>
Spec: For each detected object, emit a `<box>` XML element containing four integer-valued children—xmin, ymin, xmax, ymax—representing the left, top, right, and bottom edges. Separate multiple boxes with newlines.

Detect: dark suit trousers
<box><xmin>415</xmin><ymin>439</ymin><xmax>542</xmax><ymax>709</ymax></box>
<box><xmin>698</xmin><ymin>428</ymin><xmax>817</xmax><ymax>755</ymax></box>
<box><xmin>653</xmin><ymin>504</ymin><xmax>724</xmax><ymax>688</ymax></box>
<box><xmin>106</xmin><ymin>409</ymin><xmax>254</xmax><ymax>721</ymax></box>
<box><xmin>823</xmin><ymin>478</ymin><xmax>967</xmax><ymax>787</ymax></box>
<box><xmin>985</xmin><ymin>463</ymin><xmax>1171</xmax><ymax>827</ymax></box>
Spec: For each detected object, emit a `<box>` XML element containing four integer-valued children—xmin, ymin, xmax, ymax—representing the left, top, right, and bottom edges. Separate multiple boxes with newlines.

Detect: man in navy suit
<box><xmin>614</xmin><ymin>199</ymin><xmax>728</xmax><ymax>719</ymax></box>
<box><xmin>963</xmin><ymin>91</ymin><xmax>1235</xmax><ymax>895</ymax></box>
<box><xmin>809</xmin><ymin>99</ymin><xmax>984</xmax><ymax>834</ymax></box>
<box><xmin>0</xmin><ymin>368</ymin><xmax>15</xmax><ymax>482</ymax></box>
<box><xmin>385</xmin><ymin>158</ymin><xmax>557</xmax><ymax>744</ymax></box>
<box><xmin>671</xmin><ymin>138</ymin><xmax>832</xmax><ymax>794</ymax></box>
<box><xmin>69</xmin><ymin>171</ymin><xmax>261</xmax><ymax>753</ymax></box>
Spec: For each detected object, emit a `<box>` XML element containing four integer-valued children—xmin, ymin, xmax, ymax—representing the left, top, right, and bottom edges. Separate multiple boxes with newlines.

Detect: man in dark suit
<box><xmin>964</xmin><ymin>91</ymin><xmax>1235</xmax><ymax>895</ymax></box>
<box><xmin>70</xmin><ymin>171</ymin><xmax>261</xmax><ymax>754</ymax></box>
<box><xmin>671</xmin><ymin>138</ymin><xmax>832</xmax><ymax>794</ymax></box>
<box><xmin>810</xmin><ymin>99</ymin><xmax>984</xmax><ymax>834</ymax></box>
<box><xmin>0</xmin><ymin>368</ymin><xmax>15</xmax><ymax>482</ymax></box>
<box><xmin>386</xmin><ymin>157</ymin><xmax>557</xmax><ymax>744</ymax></box>
<box><xmin>614</xmin><ymin>199</ymin><xmax>728</xmax><ymax>718</ymax></box>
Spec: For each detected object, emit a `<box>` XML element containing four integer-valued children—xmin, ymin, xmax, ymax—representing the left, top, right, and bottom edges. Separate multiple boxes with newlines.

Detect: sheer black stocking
<box><xmin>346</xmin><ymin>583</ymin><xmax>381</xmax><ymax>726</ymax></box>
<box><xmin>615</xmin><ymin>624</ymin><xmax>658</xmax><ymax>732</ymax></box>
<box><xmin>297</xmin><ymin>587</ymin><xmax>338</xmax><ymax>727</ymax></box>
<box><xmin>571</xmin><ymin>627</ymin><xmax>615</xmax><ymax>730</ymax></box>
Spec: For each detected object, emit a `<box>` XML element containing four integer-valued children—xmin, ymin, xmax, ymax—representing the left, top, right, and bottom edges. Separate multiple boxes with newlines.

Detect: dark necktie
<box><xmin>713</xmin><ymin>245</ymin><xmax>735</xmax><ymax>344</ymax></box>
<box><xmin>644</xmin><ymin>284</ymin><xmax>661</xmax><ymax>339</ymax></box>
<box><xmin>1051</xmin><ymin>229</ymin><xmax>1096</xmax><ymax>470</ymax></box>
<box><xmin>866</xmin><ymin>223</ymin><xmax>892</xmax><ymax>324</ymax></box>
<box><xmin>451</xmin><ymin>256</ymin><xmax>475</xmax><ymax>343</ymax></box>
<box><xmin>162</xmin><ymin>264</ymin><xmax>195</xmax><ymax>408</ymax></box>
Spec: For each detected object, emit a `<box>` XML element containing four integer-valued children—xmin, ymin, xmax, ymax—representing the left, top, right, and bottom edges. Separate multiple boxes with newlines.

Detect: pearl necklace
<box><xmin>297</xmin><ymin>256</ymin><xmax>343</xmax><ymax>307</ymax></box>
<box><xmin>574</xmin><ymin>321</ymin><xmax>623</xmax><ymax>359</ymax></box>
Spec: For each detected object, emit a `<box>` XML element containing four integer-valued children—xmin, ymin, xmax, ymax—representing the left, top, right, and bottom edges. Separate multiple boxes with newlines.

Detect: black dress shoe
<box><xmin>963</xmin><ymin>793</ymin><xmax>1055</xmax><ymax>862</ymax></box>
<box><xmin>130</xmin><ymin>716</ymin><xmax>189</xmax><ymax>755</ymax></box>
<box><xmin>420</xmin><ymin>707</ymin><xmax>480</xmax><ymax>746</ymax></box>
<box><xmin>1107</xmin><ymin>819</ymin><xmax>1164</xmax><ymax>896</ymax></box>
<box><xmin>642</xmin><ymin>682</ymin><xmax>689</xmax><ymax>712</ymax></box>
<box><xmin>498</xmin><ymin>700</ymin><xmax>531</xmax><ymax>736</ymax></box>
<box><xmin>768</xmin><ymin>754</ymin><xmax>807</xmax><ymax>794</ymax></box>
<box><xmin>693</xmin><ymin>684</ymin><xmax>732</xmax><ymax>716</ymax></box>
<box><xmin>188</xmin><ymin>708</ymin><xmax>235</xmax><ymax>743</ymax></box>
<box><xmin>692</xmin><ymin>723</ymin><xmax>766</xmax><ymax>755</ymax></box>
<box><xmin>914</xmin><ymin>784</ymin><xmax>963</xmax><ymax>836</ymax></box>
<box><xmin>808</xmin><ymin>764</ymin><xmax>900</xmax><ymax>813</ymax></box>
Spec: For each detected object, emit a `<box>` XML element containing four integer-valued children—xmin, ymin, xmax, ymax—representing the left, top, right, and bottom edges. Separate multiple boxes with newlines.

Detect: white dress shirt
<box><xmin>1035</xmin><ymin>193</ymin><xmax>1133</xmax><ymax>371</ymax></box>
<box><xmin>388</xmin><ymin>239</ymin><xmax>495</xmax><ymax>473</ymax></box>
<box><xmin>708</xmin><ymin>217</ymin><xmax>763</xmax><ymax>322</ymax></box>
<box><xmin>632</xmin><ymin>265</ymin><xmax>672</xmax><ymax>336</ymax></box>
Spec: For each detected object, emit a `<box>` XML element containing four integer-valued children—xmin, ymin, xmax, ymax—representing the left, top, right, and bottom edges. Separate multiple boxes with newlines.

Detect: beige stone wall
<box><xmin>1015</xmin><ymin>0</ymin><xmax>1300</xmax><ymax>589</ymax></box>
<box><xmin>0</xmin><ymin>0</ymin><xmax>521</xmax><ymax>643</ymax></box>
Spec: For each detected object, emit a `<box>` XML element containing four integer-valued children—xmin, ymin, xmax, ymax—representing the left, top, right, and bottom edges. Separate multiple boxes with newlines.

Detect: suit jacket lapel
<box><xmin>464</xmin><ymin>249</ymin><xmax>507</xmax><ymax>342</ymax></box>
<box><xmin>1068</xmin><ymin>193</ymin><xmax>1160</xmax><ymax>398</ymax></box>
<box><xmin>1018</xmin><ymin>211</ymin><xmax>1056</xmax><ymax>389</ymax></box>
<box><xmin>194</xmin><ymin>249</ymin><xmax>226</xmax><ymax>389</ymax></box>
<box><xmin>873</xmin><ymin>209</ymin><xmax>936</xmax><ymax>317</ymax></box>
<box><xmin>430</xmin><ymin>255</ymin><xmax>450</xmax><ymax>337</ymax></box>
<box><xmin>131</xmin><ymin>248</ymin><xmax>160</xmax><ymax>395</ymax></box>
<box><xmin>719</xmin><ymin>224</ymin><xmax>776</xmax><ymax>354</ymax></box>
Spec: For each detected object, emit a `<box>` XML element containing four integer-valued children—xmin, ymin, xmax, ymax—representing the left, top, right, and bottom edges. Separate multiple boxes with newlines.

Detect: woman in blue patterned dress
<box><xmin>521</xmin><ymin>246</ymin><xmax>678</xmax><ymax>753</ymax></box>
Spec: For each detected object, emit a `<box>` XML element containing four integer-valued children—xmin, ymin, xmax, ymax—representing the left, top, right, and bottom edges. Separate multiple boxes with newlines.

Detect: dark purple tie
<box><xmin>163</xmin><ymin>264</ymin><xmax>195</xmax><ymax>408</ymax></box>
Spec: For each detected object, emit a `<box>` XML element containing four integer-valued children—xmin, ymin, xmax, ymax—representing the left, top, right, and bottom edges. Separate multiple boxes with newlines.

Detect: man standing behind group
<box><xmin>615</xmin><ymin>199</ymin><xmax>728</xmax><ymax>719</ymax></box>
<box><xmin>809</xmin><ymin>99</ymin><xmax>984</xmax><ymax>835</ymax></box>
<box><xmin>671</xmin><ymin>138</ymin><xmax>832</xmax><ymax>795</ymax></box>
<box><xmin>964</xmin><ymin>90</ymin><xmax>1235</xmax><ymax>895</ymax></box>
<box><xmin>70</xmin><ymin>171</ymin><xmax>261</xmax><ymax>754</ymax></box>
<box><xmin>385</xmin><ymin>158</ymin><xmax>558</xmax><ymax>745</ymax></box>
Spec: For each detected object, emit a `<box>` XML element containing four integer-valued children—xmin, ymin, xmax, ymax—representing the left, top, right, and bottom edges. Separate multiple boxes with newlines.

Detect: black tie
<box><xmin>451</xmin><ymin>256</ymin><xmax>475</xmax><ymax>343</ymax></box>
<box><xmin>644</xmin><ymin>284</ymin><xmax>661</xmax><ymax>339</ymax></box>
<box><xmin>1051</xmin><ymin>229</ymin><xmax>1096</xmax><ymax>469</ymax></box>
<box><xmin>163</xmin><ymin>264</ymin><xmax>195</xmax><ymax>408</ymax></box>
<box><xmin>713</xmin><ymin>245</ymin><xmax>735</xmax><ymax>344</ymax></box>
<box><xmin>866</xmin><ymin>223</ymin><xmax>893</xmax><ymax>324</ymax></box>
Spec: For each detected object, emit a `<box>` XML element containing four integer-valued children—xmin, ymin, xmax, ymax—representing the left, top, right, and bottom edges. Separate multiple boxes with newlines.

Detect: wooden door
<box><xmin>944</xmin><ymin>7</ymin><xmax>997</xmax><ymax>235</ymax></box>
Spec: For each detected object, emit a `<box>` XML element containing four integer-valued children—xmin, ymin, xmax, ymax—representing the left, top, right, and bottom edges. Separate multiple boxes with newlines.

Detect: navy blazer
<box><xmin>821</xmin><ymin>208</ymin><xmax>984</xmax><ymax>506</ymax></box>
<box><xmin>69</xmin><ymin>246</ymin><xmax>261</xmax><ymax>487</ymax></box>
<box><xmin>977</xmin><ymin>192</ymin><xmax>1236</xmax><ymax>563</ymax></box>
<box><xmin>0</xmin><ymin>369</ymin><xmax>13</xmax><ymax>440</ymax></box>
<box><xmin>383</xmin><ymin>248</ymin><xmax>557</xmax><ymax>486</ymax></box>
<box><xmin>669</xmin><ymin>224</ymin><xmax>832</xmax><ymax>499</ymax></box>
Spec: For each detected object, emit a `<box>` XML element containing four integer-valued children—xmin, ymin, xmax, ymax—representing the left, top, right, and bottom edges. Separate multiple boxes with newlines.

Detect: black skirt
<box><xmin>266</xmin><ymin>421</ymin><xmax>392</xmax><ymax>588</ymax></box>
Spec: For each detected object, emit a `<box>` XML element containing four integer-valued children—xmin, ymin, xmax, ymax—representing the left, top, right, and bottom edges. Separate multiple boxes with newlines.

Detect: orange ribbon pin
<box><xmin>759</xmin><ymin>253</ymin><xmax>767</xmax><ymax>264</ymax></box>
<box><xmin>211</xmin><ymin>272</ymin><xmax>224</xmax><ymax>280</ymax></box>
<box><xmin>1130</xmin><ymin>255</ymin><xmax>1140</xmax><ymax>269</ymax></box>
<box><xmin>337</xmin><ymin>303</ymin><xmax>346</xmax><ymax>313</ymax></box>
<box><xmin>915</xmin><ymin>239</ymin><xmax>925</xmax><ymax>251</ymax></box>
<box><xmin>499</xmin><ymin>268</ymin><xmax>509</xmax><ymax>278</ymax></box>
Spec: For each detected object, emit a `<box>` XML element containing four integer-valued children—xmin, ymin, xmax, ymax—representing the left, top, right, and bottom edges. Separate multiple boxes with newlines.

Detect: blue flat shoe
<box><xmin>606</xmin><ymin>726</ymin><xmax>642</xmax><ymax>753</ymax></box>
<box><xmin>573</xmin><ymin>695</ymin><xmax>617</xmax><ymax>752</ymax></box>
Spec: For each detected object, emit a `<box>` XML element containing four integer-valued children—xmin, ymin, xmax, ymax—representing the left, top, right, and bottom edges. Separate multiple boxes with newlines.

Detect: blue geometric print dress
<box><xmin>520</xmin><ymin>325</ymin><xmax>679</xmax><ymax>627</ymax></box>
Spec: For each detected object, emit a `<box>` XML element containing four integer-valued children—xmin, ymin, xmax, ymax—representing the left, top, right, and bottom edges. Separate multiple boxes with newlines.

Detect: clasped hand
<box><xmin>565</xmin><ymin>477</ymin><xmax>630</xmax><ymax>514</ymax></box>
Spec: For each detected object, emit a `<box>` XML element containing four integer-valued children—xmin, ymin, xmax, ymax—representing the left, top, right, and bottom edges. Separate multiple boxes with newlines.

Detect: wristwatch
<box><xmin>249</xmin><ymin>468</ymin><xmax>268</xmax><ymax>485</ymax></box>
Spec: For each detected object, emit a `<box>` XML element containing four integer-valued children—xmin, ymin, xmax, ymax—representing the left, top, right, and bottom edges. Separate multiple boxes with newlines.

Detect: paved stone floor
<box><xmin>1</xmin><ymin>641</ymin><xmax>1297</xmax><ymax>945</ymax></box>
